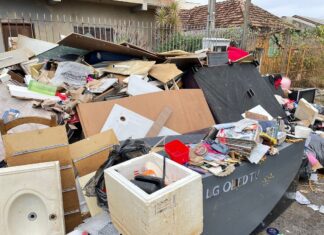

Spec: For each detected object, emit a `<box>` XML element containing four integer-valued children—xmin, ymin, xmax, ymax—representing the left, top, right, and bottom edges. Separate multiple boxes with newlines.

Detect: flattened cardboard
<box><xmin>70</xmin><ymin>129</ymin><xmax>119</xmax><ymax>177</ymax></box>
<box><xmin>17</xmin><ymin>34</ymin><xmax>58</xmax><ymax>55</ymax></box>
<box><xmin>58</xmin><ymin>33</ymin><xmax>162</xmax><ymax>61</ymax></box>
<box><xmin>77</xmin><ymin>89</ymin><xmax>215</xmax><ymax>137</ymax></box>
<box><xmin>0</xmin><ymin>48</ymin><xmax>34</xmax><ymax>69</ymax></box>
<box><xmin>149</xmin><ymin>64</ymin><xmax>183</xmax><ymax>84</ymax></box>
<box><xmin>120</xmin><ymin>42</ymin><xmax>162</xmax><ymax>59</ymax></box>
<box><xmin>3</xmin><ymin>126</ymin><xmax>71</xmax><ymax>166</ymax></box>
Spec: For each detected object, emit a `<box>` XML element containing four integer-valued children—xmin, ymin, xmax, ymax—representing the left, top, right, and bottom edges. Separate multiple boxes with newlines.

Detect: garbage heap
<box><xmin>0</xmin><ymin>33</ymin><xmax>323</xmax><ymax>235</ymax></box>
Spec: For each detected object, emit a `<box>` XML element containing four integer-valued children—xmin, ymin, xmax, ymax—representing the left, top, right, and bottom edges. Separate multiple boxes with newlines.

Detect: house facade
<box><xmin>0</xmin><ymin>0</ymin><xmax>165</xmax><ymax>52</ymax></box>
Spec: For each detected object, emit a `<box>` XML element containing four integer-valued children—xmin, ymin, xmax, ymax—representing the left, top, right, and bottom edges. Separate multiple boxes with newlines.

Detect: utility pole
<box><xmin>207</xmin><ymin>0</ymin><xmax>216</xmax><ymax>38</ymax></box>
<box><xmin>242</xmin><ymin>0</ymin><xmax>251</xmax><ymax>50</ymax></box>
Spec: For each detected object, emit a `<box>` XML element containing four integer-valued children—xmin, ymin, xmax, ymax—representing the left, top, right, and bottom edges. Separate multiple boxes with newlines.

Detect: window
<box><xmin>73</xmin><ymin>26</ymin><xmax>114</xmax><ymax>41</ymax></box>
<box><xmin>268</xmin><ymin>35</ymin><xmax>280</xmax><ymax>57</ymax></box>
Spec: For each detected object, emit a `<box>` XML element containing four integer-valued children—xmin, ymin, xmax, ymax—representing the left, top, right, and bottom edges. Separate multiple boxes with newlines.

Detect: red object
<box><xmin>165</xmin><ymin>140</ymin><xmax>189</xmax><ymax>165</ymax></box>
<box><xmin>227</xmin><ymin>46</ymin><xmax>249</xmax><ymax>62</ymax></box>
<box><xmin>56</xmin><ymin>92</ymin><xmax>67</xmax><ymax>101</ymax></box>
<box><xmin>274</xmin><ymin>78</ymin><xmax>282</xmax><ymax>89</ymax></box>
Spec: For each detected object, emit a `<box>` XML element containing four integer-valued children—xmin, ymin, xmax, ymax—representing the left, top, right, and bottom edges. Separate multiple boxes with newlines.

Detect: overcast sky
<box><xmin>194</xmin><ymin>0</ymin><xmax>324</xmax><ymax>18</ymax></box>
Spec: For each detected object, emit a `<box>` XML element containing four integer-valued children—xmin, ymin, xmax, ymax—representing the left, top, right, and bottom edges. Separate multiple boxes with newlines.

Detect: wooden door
<box><xmin>1</xmin><ymin>23</ymin><xmax>34</xmax><ymax>51</ymax></box>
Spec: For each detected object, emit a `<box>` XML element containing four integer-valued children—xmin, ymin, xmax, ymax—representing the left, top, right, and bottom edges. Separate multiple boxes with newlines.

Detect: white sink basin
<box><xmin>0</xmin><ymin>162</ymin><xmax>65</xmax><ymax>235</ymax></box>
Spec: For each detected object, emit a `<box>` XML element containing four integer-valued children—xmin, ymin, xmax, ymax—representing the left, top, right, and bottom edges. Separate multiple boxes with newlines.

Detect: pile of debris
<box><xmin>0</xmin><ymin>33</ymin><xmax>323</xmax><ymax>235</ymax></box>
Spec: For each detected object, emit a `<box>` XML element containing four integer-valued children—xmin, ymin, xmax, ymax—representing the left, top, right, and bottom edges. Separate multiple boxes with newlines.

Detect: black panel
<box><xmin>194</xmin><ymin>63</ymin><xmax>286</xmax><ymax>123</ymax></box>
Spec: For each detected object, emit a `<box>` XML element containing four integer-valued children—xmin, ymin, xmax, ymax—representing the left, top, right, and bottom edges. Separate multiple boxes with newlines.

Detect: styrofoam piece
<box><xmin>104</xmin><ymin>153</ymin><xmax>203</xmax><ymax>235</ymax></box>
<box><xmin>101</xmin><ymin>104</ymin><xmax>179</xmax><ymax>140</ymax></box>
<box><xmin>88</xmin><ymin>78</ymin><xmax>117</xmax><ymax>93</ymax></box>
<box><xmin>127</xmin><ymin>75</ymin><xmax>162</xmax><ymax>96</ymax></box>
<box><xmin>295</xmin><ymin>125</ymin><xmax>312</xmax><ymax>139</ymax></box>
<box><xmin>0</xmin><ymin>161</ymin><xmax>65</xmax><ymax>235</ymax></box>
<box><xmin>295</xmin><ymin>98</ymin><xmax>318</xmax><ymax>125</ymax></box>
<box><xmin>7</xmin><ymin>84</ymin><xmax>60</xmax><ymax>101</ymax></box>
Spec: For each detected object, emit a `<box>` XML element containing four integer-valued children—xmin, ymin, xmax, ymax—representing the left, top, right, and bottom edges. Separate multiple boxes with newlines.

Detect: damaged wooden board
<box><xmin>77</xmin><ymin>89</ymin><xmax>215</xmax><ymax>137</ymax></box>
<box><xmin>17</xmin><ymin>34</ymin><xmax>58</xmax><ymax>55</ymax></box>
<box><xmin>149</xmin><ymin>64</ymin><xmax>183</xmax><ymax>84</ymax></box>
<box><xmin>104</xmin><ymin>60</ymin><xmax>156</xmax><ymax>76</ymax></box>
<box><xmin>58</xmin><ymin>33</ymin><xmax>162</xmax><ymax>61</ymax></box>
<box><xmin>3</xmin><ymin>125</ymin><xmax>71</xmax><ymax>166</ymax></box>
<box><xmin>69</xmin><ymin>129</ymin><xmax>119</xmax><ymax>177</ymax></box>
<box><xmin>0</xmin><ymin>48</ymin><xmax>34</xmax><ymax>69</ymax></box>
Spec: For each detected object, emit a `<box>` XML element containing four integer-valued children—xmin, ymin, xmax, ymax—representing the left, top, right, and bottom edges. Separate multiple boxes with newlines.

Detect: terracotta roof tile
<box><xmin>180</xmin><ymin>0</ymin><xmax>287</xmax><ymax>30</ymax></box>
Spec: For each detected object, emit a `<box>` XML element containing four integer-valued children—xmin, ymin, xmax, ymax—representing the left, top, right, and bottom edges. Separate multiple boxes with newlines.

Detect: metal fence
<box><xmin>0</xmin><ymin>13</ymin><xmax>258</xmax><ymax>52</ymax></box>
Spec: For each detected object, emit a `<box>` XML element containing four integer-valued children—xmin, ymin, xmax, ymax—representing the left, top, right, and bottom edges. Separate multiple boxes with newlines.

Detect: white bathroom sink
<box><xmin>0</xmin><ymin>161</ymin><xmax>65</xmax><ymax>235</ymax></box>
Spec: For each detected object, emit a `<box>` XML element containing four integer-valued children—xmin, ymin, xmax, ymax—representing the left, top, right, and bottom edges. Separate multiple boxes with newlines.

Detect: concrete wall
<box><xmin>0</xmin><ymin>0</ymin><xmax>155</xmax><ymax>21</ymax></box>
<box><xmin>0</xmin><ymin>0</ymin><xmax>157</xmax><ymax>51</ymax></box>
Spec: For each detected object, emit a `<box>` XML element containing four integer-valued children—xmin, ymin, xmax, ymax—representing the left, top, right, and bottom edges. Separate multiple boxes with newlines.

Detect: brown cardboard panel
<box><xmin>63</xmin><ymin>189</ymin><xmax>80</xmax><ymax>212</ymax></box>
<box><xmin>149</xmin><ymin>64</ymin><xmax>183</xmax><ymax>84</ymax></box>
<box><xmin>77</xmin><ymin>89</ymin><xmax>215</xmax><ymax>137</ymax></box>
<box><xmin>61</xmin><ymin>167</ymin><xmax>77</xmax><ymax>189</ymax></box>
<box><xmin>120</xmin><ymin>42</ymin><xmax>162</xmax><ymax>58</ymax></box>
<box><xmin>64</xmin><ymin>212</ymin><xmax>83</xmax><ymax>233</ymax></box>
<box><xmin>3</xmin><ymin>126</ymin><xmax>71</xmax><ymax>166</ymax></box>
<box><xmin>58</xmin><ymin>33</ymin><xmax>162</xmax><ymax>61</ymax></box>
<box><xmin>70</xmin><ymin>129</ymin><xmax>119</xmax><ymax>176</ymax></box>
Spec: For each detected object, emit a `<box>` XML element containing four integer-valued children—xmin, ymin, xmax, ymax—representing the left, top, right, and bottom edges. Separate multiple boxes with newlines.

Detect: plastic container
<box><xmin>28</xmin><ymin>80</ymin><xmax>57</xmax><ymax>96</ymax></box>
<box><xmin>165</xmin><ymin>140</ymin><xmax>189</xmax><ymax>165</ymax></box>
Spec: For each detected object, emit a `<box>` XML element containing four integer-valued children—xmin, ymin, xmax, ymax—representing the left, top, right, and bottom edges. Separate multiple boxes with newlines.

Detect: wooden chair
<box><xmin>0</xmin><ymin>115</ymin><xmax>57</xmax><ymax>135</ymax></box>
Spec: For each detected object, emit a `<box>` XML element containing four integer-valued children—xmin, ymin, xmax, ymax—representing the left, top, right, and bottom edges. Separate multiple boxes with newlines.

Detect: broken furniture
<box><xmin>0</xmin><ymin>115</ymin><xmax>57</xmax><ymax>135</ymax></box>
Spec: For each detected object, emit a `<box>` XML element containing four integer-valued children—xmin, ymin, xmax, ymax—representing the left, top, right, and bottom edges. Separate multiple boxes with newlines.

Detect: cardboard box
<box><xmin>104</xmin><ymin>153</ymin><xmax>203</xmax><ymax>235</ymax></box>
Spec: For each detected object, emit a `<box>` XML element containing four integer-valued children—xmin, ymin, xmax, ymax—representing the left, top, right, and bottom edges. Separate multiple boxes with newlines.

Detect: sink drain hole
<box><xmin>28</xmin><ymin>212</ymin><xmax>37</xmax><ymax>221</ymax></box>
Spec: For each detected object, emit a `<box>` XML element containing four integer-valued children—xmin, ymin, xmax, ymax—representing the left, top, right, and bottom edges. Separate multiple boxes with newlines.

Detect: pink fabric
<box><xmin>307</xmin><ymin>151</ymin><xmax>320</xmax><ymax>166</ymax></box>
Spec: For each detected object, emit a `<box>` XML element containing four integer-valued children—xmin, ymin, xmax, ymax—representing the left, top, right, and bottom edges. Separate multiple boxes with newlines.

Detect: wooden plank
<box><xmin>146</xmin><ymin>106</ymin><xmax>173</xmax><ymax>137</ymax></box>
<box><xmin>104</xmin><ymin>60</ymin><xmax>156</xmax><ymax>76</ymax></box>
<box><xmin>149</xmin><ymin>64</ymin><xmax>183</xmax><ymax>84</ymax></box>
<box><xmin>77</xmin><ymin>89</ymin><xmax>215</xmax><ymax>137</ymax></box>
<box><xmin>17</xmin><ymin>34</ymin><xmax>58</xmax><ymax>55</ymax></box>
<box><xmin>0</xmin><ymin>48</ymin><xmax>34</xmax><ymax>69</ymax></box>
<box><xmin>58</xmin><ymin>33</ymin><xmax>163</xmax><ymax>61</ymax></box>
